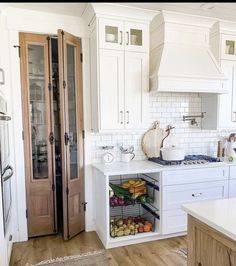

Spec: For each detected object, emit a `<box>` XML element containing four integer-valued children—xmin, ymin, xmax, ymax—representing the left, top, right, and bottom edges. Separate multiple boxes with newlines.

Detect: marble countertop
<box><xmin>182</xmin><ymin>198</ymin><xmax>236</xmax><ymax>241</ymax></box>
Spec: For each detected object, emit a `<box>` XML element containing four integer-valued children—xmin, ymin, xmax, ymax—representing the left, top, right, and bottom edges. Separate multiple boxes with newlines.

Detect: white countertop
<box><xmin>92</xmin><ymin>160</ymin><xmax>163</xmax><ymax>175</ymax></box>
<box><xmin>92</xmin><ymin>159</ymin><xmax>227</xmax><ymax>176</ymax></box>
<box><xmin>182</xmin><ymin>198</ymin><xmax>236</xmax><ymax>241</ymax></box>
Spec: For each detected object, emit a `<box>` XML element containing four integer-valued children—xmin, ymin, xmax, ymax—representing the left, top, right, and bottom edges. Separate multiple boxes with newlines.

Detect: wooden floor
<box><xmin>10</xmin><ymin>232</ymin><xmax>187</xmax><ymax>266</ymax></box>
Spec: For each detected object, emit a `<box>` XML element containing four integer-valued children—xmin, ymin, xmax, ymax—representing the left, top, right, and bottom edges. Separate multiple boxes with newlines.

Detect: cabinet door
<box><xmin>58</xmin><ymin>30</ymin><xmax>85</xmax><ymax>240</ymax></box>
<box><xmin>124</xmin><ymin>52</ymin><xmax>149</xmax><ymax>129</ymax></box>
<box><xmin>19</xmin><ymin>33</ymin><xmax>57</xmax><ymax>237</ymax></box>
<box><xmin>124</xmin><ymin>22</ymin><xmax>149</xmax><ymax>52</ymax></box>
<box><xmin>221</xmin><ymin>34</ymin><xmax>236</xmax><ymax>60</ymax></box>
<box><xmin>99</xmin><ymin>49</ymin><xmax>124</xmax><ymax>130</ymax></box>
<box><xmin>99</xmin><ymin>18</ymin><xmax>124</xmax><ymax>50</ymax></box>
<box><xmin>229</xmin><ymin>179</ymin><xmax>236</xmax><ymax>198</ymax></box>
<box><xmin>218</xmin><ymin>61</ymin><xmax>236</xmax><ymax>128</ymax></box>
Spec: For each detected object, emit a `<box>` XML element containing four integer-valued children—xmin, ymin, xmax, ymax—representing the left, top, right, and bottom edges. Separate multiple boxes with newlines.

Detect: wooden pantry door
<box><xmin>58</xmin><ymin>29</ymin><xmax>85</xmax><ymax>240</ymax></box>
<box><xmin>19</xmin><ymin>33</ymin><xmax>57</xmax><ymax>237</ymax></box>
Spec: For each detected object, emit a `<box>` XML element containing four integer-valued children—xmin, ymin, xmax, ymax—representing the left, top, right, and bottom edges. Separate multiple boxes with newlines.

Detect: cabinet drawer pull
<box><xmin>9</xmin><ymin>234</ymin><xmax>12</xmax><ymax>241</ymax></box>
<box><xmin>120</xmin><ymin>31</ymin><xmax>123</xmax><ymax>45</ymax></box>
<box><xmin>0</xmin><ymin>68</ymin><xmax>5</xmax><ymax>85</ymax></box>
<box><xmin>126</xmin><ymin>31</ymin><xmax>129</xmax><ymax>45</ymax></box>
<box><xmin>192</xmin><ymin>193</ymin><xmax>202</xmax><ymax>197</ymax></box>
<box><xmin>126</xmin><ymin>111</ymin><xmax>129</xmax><ymax>124</ymax></box>
<box><xmin>120</xmin><ymin>111</ymin><xmax>123</xmax><ymax>124</ymax></box>
<box><xmin>233</xmin><ymin>111</ymin><xmax>236</xmax><ymax>122</ymax></box>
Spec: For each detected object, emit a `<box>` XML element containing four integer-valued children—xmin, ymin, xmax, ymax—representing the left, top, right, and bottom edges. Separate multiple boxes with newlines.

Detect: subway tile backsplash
<box><xmin>86</xmin><ymin>91</ymin><xmax>234</xmax><ymax>164</ymax></box>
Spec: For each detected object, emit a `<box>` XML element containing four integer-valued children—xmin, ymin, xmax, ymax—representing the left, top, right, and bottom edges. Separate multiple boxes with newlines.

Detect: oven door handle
<box><xmin>2</xmin><ymin>165</ymin><xmax>13</xmax><ymax>182</ymax></box>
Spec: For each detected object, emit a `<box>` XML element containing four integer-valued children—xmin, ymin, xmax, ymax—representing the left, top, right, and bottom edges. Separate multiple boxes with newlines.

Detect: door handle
<box><xmin>126</xmin><ymin>111</ymin><xmax>129</xmax><ymax>124</ymax></box>
<box><xmin>120</xmin><ymin>31</ymin><xmax>123</xmax><ymax>45</ymax></box>
<box><xmin>192</xmin><ymin>192</ymin><xmax>202</xmax><ymax>197</ymax></box>
<box><xmin>2</xmin><ymin>165</ymin><xmax>14</xmax><ymax>182</ymax></box>
<box><xmin>0</xmin><ymin>68</ymin><xmax>5</xmax><ymax>85</ymax></box>
<box><xmin>126</xmin><ymin>31</ymin><xmax>129</xmax><ymax>45</ymax></box>
<box><xmin>119</xmin><ymin>111</ymin><xmax>123</xmax><ymax>124</ymax></box>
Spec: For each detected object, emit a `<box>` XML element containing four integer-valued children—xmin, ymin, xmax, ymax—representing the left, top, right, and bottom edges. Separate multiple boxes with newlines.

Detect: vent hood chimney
<box><xmin>150</xmin><ymin>11</ymin><xmax>227</xmax><ymax>93</ymax></box>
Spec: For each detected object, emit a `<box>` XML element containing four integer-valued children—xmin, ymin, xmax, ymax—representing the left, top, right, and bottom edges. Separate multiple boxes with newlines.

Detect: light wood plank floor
<box><xmin>10</xmin><ymin>232</ymin><xmax>187</xmax><ymax>266</ymax></box>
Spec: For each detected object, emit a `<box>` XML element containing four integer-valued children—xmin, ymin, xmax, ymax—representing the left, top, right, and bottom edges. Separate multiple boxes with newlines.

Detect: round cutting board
<box><xmin>142</xmin><ymin>121</ymin><xmax>167</xmax><ymax>158</ymax></box>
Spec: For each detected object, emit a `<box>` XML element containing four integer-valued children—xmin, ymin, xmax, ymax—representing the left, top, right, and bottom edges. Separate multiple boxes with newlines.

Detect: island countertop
<box><xmin>182</xmin><ymin>198</ymin><xmax>236</xmax><ymax>241</ymax></box>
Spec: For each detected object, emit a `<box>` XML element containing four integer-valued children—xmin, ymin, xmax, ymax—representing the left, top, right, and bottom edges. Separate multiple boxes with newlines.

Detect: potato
<box><xmin>116</xmin><ymin>230</ymin><xmax>124</xmax><ymax>237</ymax></box>
<box><xmin>124</xmin><ymin>228</ymin><xmax>131</xmax><ymax>236</ymax></box>
<box><xmin>129</xmin><ymin>224</ymin><xmax>135</xmax><ymax>230</ymax></box>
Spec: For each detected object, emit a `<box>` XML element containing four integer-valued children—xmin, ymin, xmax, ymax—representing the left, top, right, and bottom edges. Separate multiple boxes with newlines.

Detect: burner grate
<box><xmin>148</xmin><ymin>155</ymin><xmax>221</xmax><ymax>166</ymax></box>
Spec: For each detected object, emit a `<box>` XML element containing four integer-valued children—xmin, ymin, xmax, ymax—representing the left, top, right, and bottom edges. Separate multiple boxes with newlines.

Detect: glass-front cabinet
<box><xmin>221</xmin><ymin>34</ymin><xmax>236</xmax><ymax>60</ymax></box>
<box><xmin>99</xmin><ymin>18</ymin><xmax>148</xmax><ymax>52</ymax></box>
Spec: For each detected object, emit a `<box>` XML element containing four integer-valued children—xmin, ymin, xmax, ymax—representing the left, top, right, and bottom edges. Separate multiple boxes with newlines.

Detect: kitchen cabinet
<box><xmin>89</xmin><ymin>15</ymin><xmax>150</xmax><ymax>132</ymax></box>
<box><xmin>202</xmin><ymin>22</ymin><xmax>236</xmax><ymax>130</ymax></box>
<box><xmin>187</xmin><ymin>215</ymin><xmax>236</xmax><ymax>266</ymax></box>
<box><xmin>229</xmin><ymin>165</ymin><xmax>236</xmax><ymax>197</ymax></box>
<box><xmin>161</xmin><ymin>166</ymin><xmax>229</xmax><ymax>235</ymax></box>
<box><xmin>98</xmin><ymin>49</ymin><xmax>148</xmax><ymax>130</ymax></box>
<box><xmin>92</xmin><ymin>161</ymin><xmax>231</xmax><ymax>248</ymax></box>
<box><xmin>92</xmin><ymin>161</ymin><xmax>162</xmax><ymax>249</ymax></box>
<box><xmin>99</xmin><ymin>18</ymin><xmax>148</xmax><ymax>53</ymax></box>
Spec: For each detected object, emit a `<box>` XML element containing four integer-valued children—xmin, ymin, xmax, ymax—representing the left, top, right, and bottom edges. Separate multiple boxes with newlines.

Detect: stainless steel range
<box><xmin>148</xmin><ymin>155</ymin><xmax>221</xmax><ymax>166</ymax></box>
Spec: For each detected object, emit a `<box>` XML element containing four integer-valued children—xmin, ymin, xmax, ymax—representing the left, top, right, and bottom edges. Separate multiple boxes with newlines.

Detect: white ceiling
<box><xmin>2</xmin><ymin>2</ymin><xmax>236</xmax><ymax>22</ymax></box>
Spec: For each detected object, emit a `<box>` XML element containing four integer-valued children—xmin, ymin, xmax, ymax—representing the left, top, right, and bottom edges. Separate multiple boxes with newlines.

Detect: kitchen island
<box><xmin>182</xmin><ymin>198</ymin><xmax>236</xmax><ymax>266</ymax></box>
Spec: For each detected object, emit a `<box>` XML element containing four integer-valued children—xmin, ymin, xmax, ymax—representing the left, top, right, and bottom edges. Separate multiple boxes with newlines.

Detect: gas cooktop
<box><xmin>148</xmin><ymin>155</ymin><xmax>222</xmax><ymax>166</ymax></box>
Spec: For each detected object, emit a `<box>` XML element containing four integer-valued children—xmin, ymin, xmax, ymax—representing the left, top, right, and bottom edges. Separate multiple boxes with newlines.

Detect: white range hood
<box><xmin>150</xmin><ymin>11</ymin><xmax>227</xmax><ymax>93</ymax></box>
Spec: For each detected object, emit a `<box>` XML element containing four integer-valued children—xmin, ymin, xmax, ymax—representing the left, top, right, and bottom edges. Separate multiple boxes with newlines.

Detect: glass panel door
<box><xmin>20</xmin><ymin>33</ymin><xmax>56</xmax><ymax>237</ymax></box>
<box><xmin>28</xmin><ymin>45</ymin><xmax>48</xmax><ymax>180</ymax></box>
<box><xmin>67</xmin><ymin>44</ymin><xmax>78</xmax><ymax>180</ymax></box>
<box><xmin>58</xmin><ymin>29</ymin><xmax>85</xmax><ymax>240</ymax></box>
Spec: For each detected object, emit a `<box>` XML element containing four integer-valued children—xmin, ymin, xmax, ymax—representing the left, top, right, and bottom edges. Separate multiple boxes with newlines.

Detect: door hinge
<box><xmin>49</xmin><ymin>132</ymin><xmax>54</xmax><ymax>145</ymax></box>
<box><xmin>26</xmin><ymin>209</ymin><xmax>28</xmax><ymax>219</ymax></box>
<box><xmin>83</xmin><ymin>202</ymin><xmax>88</xmax><ymax>212</ymax></box>
<box><xmin>80</xmin><ymin>53</ymin><xmax>83</xmax><ymax>63</ymax></box>
<box><xmin>64</xmin><ymin>132</ymin><xmax>69</xmax><ymax>145</ymax></box>
<box><xmin>82</xmin><ymin>130</ymin><xmax>85</xmax><ymax>139</ymax></box>
<box><xmin>48</xmin><ymin>82</ymin><xmax>52</xmax><ymax>91</ymax></box>
<box><xmin>13</xmin><ymin>45</ymin><xmax>21</xmax><ymax>57</ymax></box>
<box><xmin>66</xmin><ymin>187</ymin><xmax>69</xmax><ymax>195</ymax></box>
<box><xmin>63</xmin><ymin>80</ymin><xmax>66</xmax><ymax>89</ymax></box>
<box><xmin>22</xmin><ymin>131</ymin><xmax>24</xmax><ymax>140</ymax></box>
<box><xmin>52</xmin><ymin>183</ymin><xmax>55</xmax><ymax>191</ymax></box>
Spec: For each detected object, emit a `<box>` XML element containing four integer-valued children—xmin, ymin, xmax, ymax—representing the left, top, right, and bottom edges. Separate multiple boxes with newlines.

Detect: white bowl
<box><xmin>106</xmin><ymin>34</ymin><xmax>115</xmax><ymax>42</ymax></box>
<box><xmin>161</xmin><ymin>147</ymin><xmax>185</xmax><ymax>161</ymax></box>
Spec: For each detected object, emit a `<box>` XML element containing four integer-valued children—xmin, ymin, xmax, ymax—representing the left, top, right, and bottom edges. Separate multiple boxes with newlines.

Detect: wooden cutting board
<box><xmin>142</xmin><ymin>121</ymin><xmax>168</xmax><ymax>158</ymax></box>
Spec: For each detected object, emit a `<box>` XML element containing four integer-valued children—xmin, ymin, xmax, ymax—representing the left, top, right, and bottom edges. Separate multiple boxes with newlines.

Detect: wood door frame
<box><xmin>58</xmin><ymin>29</ymin><xmax>85</xmax><ymax>240</ymax></box>
<box><xmin>19</xmin><ymin>32</ymin><xmax>57</xmax><ymax>237</ymax></box>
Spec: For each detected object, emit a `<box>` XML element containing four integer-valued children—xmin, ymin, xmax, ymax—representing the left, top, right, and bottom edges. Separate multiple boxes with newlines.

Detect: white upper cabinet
<box><xmin>99</xmin><ymin>18</ymin><xmax>149</xmax><ymax>53</ymax></box>
<box><xmin>99</xmin><ymin>18</ymin><xmax>124</xmax><ymax>50</ymax></box>
<box><xmin>202</xmin><ymin>21</ymin><xmax>236</xmax><ymax>130</ymax></box>
<box><xmin>99</xmin><ymin>49</ymin><xmax>124</xmax><ymax>130</ymax></box>
<box><xmin>124</xmin><ymin>52</ymin><xmax>149</xmax><ymax>129</ymax></box>
<box><xmin>221</xmin><ymin>34</ymin><xmax>236</xmax><ymax>60</ymax></box>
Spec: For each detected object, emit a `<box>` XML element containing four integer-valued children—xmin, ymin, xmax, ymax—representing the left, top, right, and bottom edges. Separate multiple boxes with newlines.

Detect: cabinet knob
<box><xmin>192</xmin><ymin>193</ymin><xmax>202</xmax><ymax>197</ymax></box>
<box><xmin>9</xmin><ymin>234</ymin><xmax>12</xmax><ymax>241</ymax></box>
<box><xmin>0</xmin><ymin>68</ymin><xmax>5</xmax><ymax>85</ymax></box>
<box><xmin>233</xmin><ymin>111</ymin><xmax>236</xmax><ymax>122</ymax></box>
